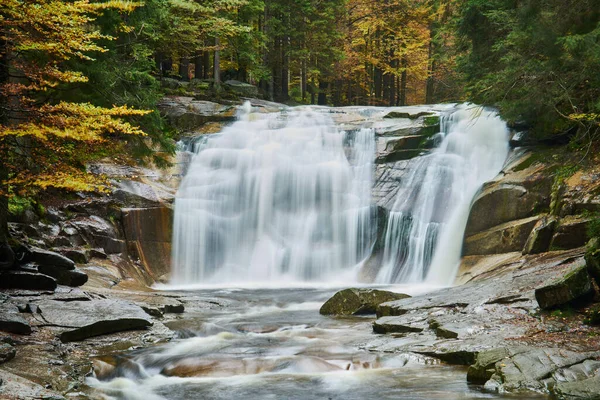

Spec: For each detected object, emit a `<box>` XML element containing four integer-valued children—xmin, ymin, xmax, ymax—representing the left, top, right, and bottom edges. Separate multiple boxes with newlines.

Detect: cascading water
<box><xmin>171</xmin><ymin>106</ymin><xmax>376</xmax><ymax>284</ymax></box>
<box><xmin>375</xmin><ymin>105</ymin><xmax>510</xmax><ymax>284</ymax></box>
<box><xmin>171</xmin><ymin>103</ymin><xmax>509</xmax><ymax>286</ymax></box>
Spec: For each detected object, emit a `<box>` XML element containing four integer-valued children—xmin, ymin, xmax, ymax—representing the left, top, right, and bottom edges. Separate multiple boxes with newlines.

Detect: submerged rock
<box><xmin>534</xmin><ymin>258</ymin><xmax>593</xmax><ymax>309</ymax></box>
<box><xmin>320</xmin><ymin>288</ymin><xmax>410</xmax><ymax>316</ymax></box>
<box><xmin>36</xmin><ymin>299</ymin><xmax>152</xmax><ymax>342</ymax></box>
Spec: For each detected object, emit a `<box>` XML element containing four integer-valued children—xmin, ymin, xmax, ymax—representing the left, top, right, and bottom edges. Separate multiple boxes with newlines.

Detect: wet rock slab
<box><xmin>35</xmin><ymin>299</ymin><xmax>152</xmax><ymax>342</ymax></box>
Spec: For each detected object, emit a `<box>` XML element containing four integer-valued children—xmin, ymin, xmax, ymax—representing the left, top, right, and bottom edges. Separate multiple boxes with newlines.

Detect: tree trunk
<box><xmin>0</xmin><ymin>33</ymin><xmax>14</xmax><ymax>267</ymax></box>
<box><xmin>213</xmin><ymin>37</ymin><xmax>221</xmax><ymax>85</ymax></box>
<box><xmin>389</xmin><ymin>60</ymin><xmax>397</xmax><ymax>106</ymax></box>
<box><xmin>202</xmin><ymin>51</ymin><xmax>210</xmax><ymax>79</ymax></box>
<box><xmin>426</xmin><ymin>31</ymin><xmax>436</xmax><ymax>104</ymax></box>
<box><xmin>317</xmin><ymin>80</ymin><xmax>328</xmax><ymax>105</ymax></box>
<box><xmin>194</xmin><ymin>56</ymin><xmax>203</xmax><ymax>80</ymax></box>
<box><xmin>399</xmin><ymin>56</ymin><xmax>408</xmax><ymax>106</ymax></box>
<box><xmin>301</xmin><ymin>59</ymin><xmax>307</xmax><ymax>102</ymax></box>
<box><xmin>374</xmin><ymin>66</ymin><xmax>382</xmax><ymax>101</ymax></box>
<box><xmin>281</xmin><ymin>36</ymin><xmax>289</xmax><ymax>102</ymax></box>
<box><xmin>178</xmin><ymin>57</ymin><xmax>189</xmax><ymax>81</ymax></box>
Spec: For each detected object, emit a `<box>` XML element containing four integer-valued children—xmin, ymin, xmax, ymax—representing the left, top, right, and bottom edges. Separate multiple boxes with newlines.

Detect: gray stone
<box><xmin>373</xmin><ymin>314</ymin><xmax>428</xmax><ymax>334</ymax></box>
<box><xmin>483</xmin><ymin>347</ymin><xmax>599</xmax><ymax>393</ymax></box>
<box><xmin>320</xmin><ymin>288</ymin><xmax>410</xmax><ymax>316</ymax></box>
<box><xmin>0</xmin><ymin>343</ymin><xmax>17</xmax><ymax>364</ymax></box>
<box><xmin>522</xmin><ymin>215</ymin><xmax>557</xmax><ymax>255</ymax></box>
<box><xmin>37</xmin><ymin>265</ymin><xmax>88</xmax><ymax>287</ymax></box>
<box><xmin>535</xmin><ymin>258</ymin><xmax>593</xmax><ymax>309</ymax></box>
<box><xmin>0</xmin><ymin>271</ymin><xmax>57</xmax><ymax>291</ymax></box>
<box><xmin>59</xmin><ymin>249</ymin><xmax>88</xmax><ymax>264</ymax></box>
<box><xmin>0</xmin><ymin>304</ymin><xmax>32</xmax><ymax>334</ymax></box>
<box><xmin>30</xmin><ymin>247</ymin><xmax>75</xmax><ymax>270</ymax></box>
<box><xmin>0</xmin><ymin>343</ymin><xmax>16</xmax><ymax>364</ymax></box>
<box><xmin>37</xmin><ymin>299</ymin><xmax>152</xmax><ymax>342</ymax></box>
<box><xmin>555</xmin><ymin>376</ymin><xmax>600</xmax><ymax>399</ymax></box>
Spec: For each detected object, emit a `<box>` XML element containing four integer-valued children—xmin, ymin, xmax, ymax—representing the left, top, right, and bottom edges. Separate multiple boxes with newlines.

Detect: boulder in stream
<box><xmin>320</xmin><ymin>288</ymin><xmax>410</xmax><ymax>316</ymax></box>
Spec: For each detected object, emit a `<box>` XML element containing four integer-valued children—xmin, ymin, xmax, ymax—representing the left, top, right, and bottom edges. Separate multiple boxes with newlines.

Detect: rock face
<box><xmin>36</xmin><ymin>299</ymin><xmax>152</xmax><ymax>342</ymax></box>
<box><xmin>121</xmin><ymin>207</ymin><xmax>173</xmax><ymax>283</ymax></box>
<box><xmin>320</xmin><ymin>288</ymin><xmax>410</xmax><ymax>316</ymax></box>
<box><xmin>158</xmin><ymin>96</ymin><xmax>236</xmax><ymax>133</ymax></box>
<box><xmin>534</xmin><ymin>258</ymin><xmax>593</xmax><ymax>309</ymax></box>
<box><xmin>463</xmin><ymin>216</ymin><xmax>540</xmax><ymax>256</ymax></box>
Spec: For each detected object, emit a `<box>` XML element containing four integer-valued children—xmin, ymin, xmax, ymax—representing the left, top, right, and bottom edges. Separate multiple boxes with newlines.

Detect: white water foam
<box><xmin>171</xmin><ymin>105</ymin><xmax>375</xmax><ymax>284</ymax></box>
<box><xmin>375</xmin><ymin>105</ymin><xmax>509</xmax><ymax>284</ymax></box>
<box><xmin>170</xmin><ymin>103</ymin><xmax>509</xmax><ymax>286</ymax></box>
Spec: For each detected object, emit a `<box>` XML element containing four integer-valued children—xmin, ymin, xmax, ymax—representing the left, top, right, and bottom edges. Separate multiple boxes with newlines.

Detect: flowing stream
<box><xmin>88</xmin><ymin>287</ymin><xmax>543</xmax><ymax>399</ymax></box>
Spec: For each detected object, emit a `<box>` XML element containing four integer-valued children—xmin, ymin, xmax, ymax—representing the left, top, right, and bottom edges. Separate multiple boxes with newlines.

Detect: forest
<box><xmin>1</xmin><ymin>0</ymin><xmax>600</xmax><ymax>239</ymax></box>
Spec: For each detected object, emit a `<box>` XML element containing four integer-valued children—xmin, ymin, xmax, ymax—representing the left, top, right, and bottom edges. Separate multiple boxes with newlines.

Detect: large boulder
<box><xmin>36</xmin><ymin>299</ymin><xmax>152</xmax><ymax>342</ymax></box>
<box><xmin>0</xmin><ymin>271</ymin><xmax>57</xmax><ymax>291</ymax></box>
<box><xmin>0</xmin><ymin>304</ymin><xmax>31</xmax><ymax>334</ymax></box>
<box><xmin>463</xmin><ymin>216</ymin><xmax>540</xmax><ymax>256</ymax></box>
<box><xmin>534</xmin><ymin>258</ymin><xmax>593</xmax><ymax>309</ymax></box>
<box><xmin>37</xmin><ymin>265</ymin><xmax>88</xmax><ymax>287</ymax></box>
<box><xmin>320</xmin><ymin>288</ymin><xmax>410</xmax><ymax>316</ymax></box>
<box><xmin>29</xmin><ymin>247</ymin><xmax>75</xmax><ymax>270</ymax></box>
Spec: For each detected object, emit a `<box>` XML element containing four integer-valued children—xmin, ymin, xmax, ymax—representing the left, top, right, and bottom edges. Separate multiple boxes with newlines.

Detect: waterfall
<box><xmin>375</xmin><ymin>104</ymin><xmax>509</xmax><ymax>284</ymax></box>
<box><xmin>170</xmin><ymin>106</ymin><xmax>376</xmax><ymax>284</ymax></box>
<box><xmin>171</xmin><ymin>103</ymin><xmax>509</xmax><ymax>286</ymax></box>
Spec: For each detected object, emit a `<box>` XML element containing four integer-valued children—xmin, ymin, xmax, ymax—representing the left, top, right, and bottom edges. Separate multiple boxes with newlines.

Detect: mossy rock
<box><xmin>320</xmin><ymin>288</ymin><xmax>410</xmax><ymax>316</ymax></box>
<box><xmin>467</xmin><ymin>348</ymin><xmax>509</xmax><ymax>384</ymax></box>
<box><xmin>534</xmin><ymin>259</ymin><xmax>593</xmax><ymax>309</ymax></box>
